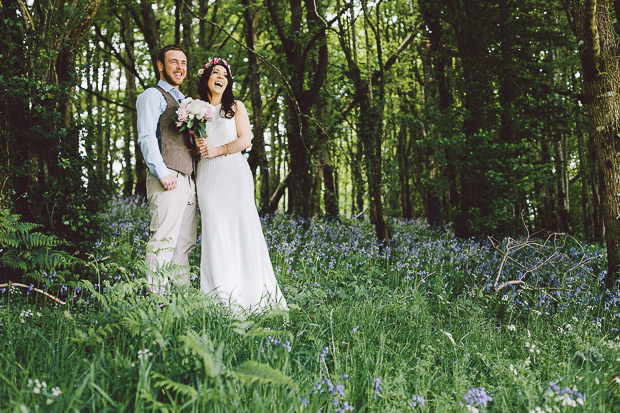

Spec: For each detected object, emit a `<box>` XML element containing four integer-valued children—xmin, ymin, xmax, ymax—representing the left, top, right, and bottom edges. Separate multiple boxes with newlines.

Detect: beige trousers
<box><xmin>145</xmin><ymin>170</ymin><xmax>197</xmax><ymax>292</ymax></box>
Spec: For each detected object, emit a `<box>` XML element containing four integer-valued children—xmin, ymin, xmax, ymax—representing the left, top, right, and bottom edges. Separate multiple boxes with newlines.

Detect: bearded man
<box><xmin>136</xmin><ymin>44</ymin><xmax>197</xmax><ymax>293</ymax></box>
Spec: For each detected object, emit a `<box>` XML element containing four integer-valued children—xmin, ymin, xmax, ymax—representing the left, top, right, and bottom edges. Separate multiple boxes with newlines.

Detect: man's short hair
<box><xmin>157</xmin><ymin>45</ymin><xmax>186</xmax><ymax>64</ymax></box>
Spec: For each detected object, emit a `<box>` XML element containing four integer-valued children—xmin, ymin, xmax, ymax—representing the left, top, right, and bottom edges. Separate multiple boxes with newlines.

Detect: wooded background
<box><xmin>3</xmin><ymin>0</ymin><xmax>620</xmax><ymax>287</ymax></box>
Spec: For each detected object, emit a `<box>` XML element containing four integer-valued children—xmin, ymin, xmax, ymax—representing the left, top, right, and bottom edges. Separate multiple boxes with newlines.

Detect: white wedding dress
<box><xmin>196</xmin><ymin>104</ymin><xmax>288</xmax><ymax>312</ymax></box>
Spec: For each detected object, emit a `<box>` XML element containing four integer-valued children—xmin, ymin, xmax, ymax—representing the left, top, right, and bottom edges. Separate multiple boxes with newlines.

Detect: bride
<box><xmin>194</xmin><ymin>57</ymin><xmax>287</xmax><ymax>312</ymax></box>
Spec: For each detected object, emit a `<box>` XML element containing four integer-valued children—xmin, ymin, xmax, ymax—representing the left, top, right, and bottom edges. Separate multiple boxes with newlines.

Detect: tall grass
<box><xmin>0</xmin><ymin>196</ymin><xmax>619</xmax><ymax>412</ymax></box>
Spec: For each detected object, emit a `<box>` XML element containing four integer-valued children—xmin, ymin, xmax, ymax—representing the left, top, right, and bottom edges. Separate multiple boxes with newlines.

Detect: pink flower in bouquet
<box><xmin>172</xmin><ymin>97</ymin><xmax>215</xmax><ymax>138</ymax></box>
<box><xmin>175</xmin><ymin>107</ymin><xmax>189</xmax><ymax>126</ymax></box>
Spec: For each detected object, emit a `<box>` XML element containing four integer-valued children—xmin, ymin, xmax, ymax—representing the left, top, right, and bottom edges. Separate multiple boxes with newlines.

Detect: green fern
<box><xmin>151</xmin><ymin>373</ymin><xmax>198</xmax><ymax>398</ymax></box>
<box><xmin>179</xmin><ymin>331</ymin><xmax>225</xmax><ymax>379</ymax></box>
<box><xmin>0</xmin><ymin>207</ymin><xmax>74</xmax><ymax>277</ymax></box>
<box><xmin>231</xmin><ymin>360</ymin><xmax>297</xmax><ymax>388</ymax></box>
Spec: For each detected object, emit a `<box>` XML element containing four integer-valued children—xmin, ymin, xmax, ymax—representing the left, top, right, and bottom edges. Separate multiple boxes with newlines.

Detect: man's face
<box><xmin>158</xmin><ymin>50</ymin><xmax>187</xmax><ymax>86</ymax></box>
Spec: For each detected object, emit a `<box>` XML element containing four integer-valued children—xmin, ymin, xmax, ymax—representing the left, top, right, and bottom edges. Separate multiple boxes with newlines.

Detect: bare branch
<box><xmin>78</xmin><ymin>85</ymin><xmax>136</xmax><ymax>112</ymax></box>
<box><xmin>0</xmin><ymin>282</ymin><xmax>66</xmax><ymax>305</ymax></box>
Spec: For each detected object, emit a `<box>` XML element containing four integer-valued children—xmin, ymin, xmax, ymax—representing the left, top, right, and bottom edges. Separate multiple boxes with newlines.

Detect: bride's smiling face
<box><xmin>207</xmin><ymin>65</ymin><xmax>229</xmax><ymax>95</ymax></box>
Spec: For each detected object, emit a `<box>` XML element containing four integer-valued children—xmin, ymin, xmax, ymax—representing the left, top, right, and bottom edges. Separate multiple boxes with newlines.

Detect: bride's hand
<box><xmin>201</xmin><ymin>144</ymin><xmax>221</xmax><ymax>158</ymax></box>
<box><xmin>190</xmin><ymin>130</ymin><xmax>208</xmax><ymax>155</ymax></box>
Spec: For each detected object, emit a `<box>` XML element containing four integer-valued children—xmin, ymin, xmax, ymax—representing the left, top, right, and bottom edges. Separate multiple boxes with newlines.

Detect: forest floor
<box><xmin>1</xmin><ymin>196</ymin><xmax>619</xmax><ymax>412</ymax></box>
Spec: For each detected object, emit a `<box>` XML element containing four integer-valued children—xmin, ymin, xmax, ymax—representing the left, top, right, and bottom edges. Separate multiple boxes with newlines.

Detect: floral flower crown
<box><xmin>197</xmin><ymin>57</ymin><xmax>232</xmax><ymax>78</ymax></box>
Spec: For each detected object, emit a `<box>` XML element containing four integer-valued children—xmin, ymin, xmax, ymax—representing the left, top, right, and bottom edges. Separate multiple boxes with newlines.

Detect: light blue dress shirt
<box><xmin>136</xmin><ymin>80</ymin><xmax>185</xmax><ymax>179</ymax></box>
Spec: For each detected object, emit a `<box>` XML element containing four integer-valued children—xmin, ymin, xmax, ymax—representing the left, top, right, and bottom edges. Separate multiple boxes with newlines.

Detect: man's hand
<box><xmin>160</xmin><ymin>174</ymin><xmax>177</xmax><ymax>191</ymax></box>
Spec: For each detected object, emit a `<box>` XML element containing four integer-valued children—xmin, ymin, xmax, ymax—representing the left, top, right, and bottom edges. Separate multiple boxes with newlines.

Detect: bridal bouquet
<box><xmin>173</xmin><ymin>97</ymin><xmax>215</xmax><ymax>139</ymax></box>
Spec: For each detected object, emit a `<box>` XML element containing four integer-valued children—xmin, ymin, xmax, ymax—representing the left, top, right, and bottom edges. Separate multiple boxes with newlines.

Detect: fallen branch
<box><xmin>487</xmin><ymin>222</ymin><xmax>600</xmax><ymax>300</ymax></box>
<box><xmin>0</xmin><ymin>282</ymin><xmax>66</xmax><ymax>305</ymax></box>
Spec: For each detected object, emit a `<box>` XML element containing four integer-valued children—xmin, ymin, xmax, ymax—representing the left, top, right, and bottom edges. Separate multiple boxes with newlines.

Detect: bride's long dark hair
<box><xmin>197</xmin><ymin>61</ymin><xmax>235</xmax><ymax>119</ymax></box>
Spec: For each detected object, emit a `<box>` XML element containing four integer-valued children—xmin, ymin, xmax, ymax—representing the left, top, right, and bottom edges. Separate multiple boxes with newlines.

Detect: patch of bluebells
<box><xmin>261</xmin><ymin>212</ymin><xmax>619</xmax><ymax>334</ymax></box>
<box><xmin>263</xmin><ymin>336</ymin><xmax>292</xmax><ymax>353</ymax></box>
<box><xmin>460</xmin><ymin>387</ymin><xmax>493</xmax><ymax>412</ymax></box>
<box><xmin>545</xmin><ymin>382</ymin><xmax>584</xmax><ymax>408</ymax></box>
<box><xmin>311</xmin><ymin>375</ymin><xmax>353</xmax><ymax>412</ymax></box>
<box><xmin>301</xmin><ymin>346</ymin><xmax>355</xmax><ymax>411</ymax></box>
<box><xmin>54</xmin><ymin>197</ymin><xmax>619</xmax><ymax>336</ymax></box>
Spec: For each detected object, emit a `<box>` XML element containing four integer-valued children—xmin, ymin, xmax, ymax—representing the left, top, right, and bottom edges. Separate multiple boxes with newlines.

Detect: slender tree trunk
<box><xmin>175</xmin><ymin>0</ymin><xmax>182</xmax><ymax>45</ymax></box>
<box><xmin>578</xmin><ymin>131</ymin><xmax>593</xmax><ymax>240</ymax></box>
<box><xmin>181</xmin><ymin>0</ymin><xmax>196</xmax><ymax>96</ymax></box>
<box><xmin>243</xmin><ymin>0</ymin><xmax>270</xmax><ymax>212</ymax></box>
<box><xmin>396</xmin><ymin>122</ymin><xmax>412</xmax><ymax>219</ymax></box>
<box><xmin>553</xmin><ymin>134</ymin><xmax>571</xmax><ymax>232</ymax></box>
<box><xmin>123</xmin><ymin>8</ymin><xmax>146</xmax><ymax>196</ymax></box>
<box><xmin>539</xmin><ymin>135</ymin><xmax>559</xmax><ymax>230</ymax></box>
<box><xmin>316</xmin><ymin>99</ymin><xmax>339</xmax><ymax>219</ymax></box>
<box><xmin>350</xmin><ymin>127</ymin><xmax>365</xmax><ymax>218</ymax></box>
<box><xmin>358</xmin><ymin>83</ymin><xmax>388</xmax><ymax>242</ymax></box>
<box><xmin>588</xmin><ymin>132</ymin><xmax>603</xmax><ymax>239</ymax></box>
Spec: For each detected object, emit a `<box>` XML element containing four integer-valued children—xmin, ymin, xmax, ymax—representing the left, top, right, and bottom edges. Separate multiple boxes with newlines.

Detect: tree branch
<box><xmin>0</xmin><ymin>282</ymin><xmax>66</xmax><ymax>305</ymax></box>
<box><xmin>78</xmin><ymin>85</ymin><xmax>136</xmax><ymax>112</ymax></box>
<box><xmin>302</xmin><ymin>3</ymin><xmax>352</xmax><ymax>61</ymax></box>
<box><xmin>266</xmin><ymin>171</ymin><xmax>291</xmax><ymax>214</ymax></box>
<box><xmin>265</xmin><ymin>0</ymin><xmax>294</xmax><ymax>60</ymax></box>
<box><xmin>372</xmin><ymin>27</ymin><xmax>417</xmax><ymax>83</ymax></box>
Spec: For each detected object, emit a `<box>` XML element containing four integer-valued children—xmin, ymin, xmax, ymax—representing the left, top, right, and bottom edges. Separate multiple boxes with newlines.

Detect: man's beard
<box><xmin>162</xmin><ymin>65</ymin><xmax>184</xmax><ymax>86</ymax></box>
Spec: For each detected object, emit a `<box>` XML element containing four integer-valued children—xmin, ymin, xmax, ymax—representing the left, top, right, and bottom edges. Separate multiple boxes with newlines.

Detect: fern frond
<box><xmin>79</xmin><ymin>279</ymin><xmax>108</xmax><ymax>307</ymax></box>
<box><xmin>231</xmin><ymin>360</ymin><xmax>296</xmax><ymax>387</ymax></box>
<box><xmin>0</xmin><ymin>251</ymin><xmax>28</xmax><ymax>272</ymax></box>
<box><xmin>152</xmin><ymin>373</ymin><xmax>198</xmax><ymax>397</ymax></box>
<box><xmin>20</xmin><ymin>231</ymin><xmax>59</xmax><ymax>249</ymax></box>
<box><xmin>231</xmin><ymin>318</ymin><xmax>254</xmax><ymax>336</ymax></box>
<box><xmin>180</xmin><ymin>331</ymin><xmax>224</xmax><ymax>378</ymax></box>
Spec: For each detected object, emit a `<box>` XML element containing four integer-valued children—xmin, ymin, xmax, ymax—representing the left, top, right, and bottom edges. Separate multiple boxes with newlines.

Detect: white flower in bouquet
<box><xmin>173</xmin><ymin>97</ymin><xmax>215</xmax><ymax>139</ymax></box>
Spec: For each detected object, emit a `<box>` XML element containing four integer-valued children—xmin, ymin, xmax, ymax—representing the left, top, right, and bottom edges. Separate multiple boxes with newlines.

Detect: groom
<box><xmin>136</xmin><ymin>44</ymin><xmax>196</xmax><ymax>293</ymax></box>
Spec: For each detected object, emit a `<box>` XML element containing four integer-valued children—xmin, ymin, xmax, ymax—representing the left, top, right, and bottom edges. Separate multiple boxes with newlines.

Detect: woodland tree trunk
<box><xmin>452</xmin><ymin>0</ymin><xmax>494</xmax><ymax>237</ymax></box>
<box><xmin>563</xmin><ymin>0</ymin><xmax>620</xmax><ymax>289</ymax></box>
<box><xmin>243</xmin><ymin>0</ymin><xmax>270</xmax><ymax>213</ymax></box>
<box><xmin>265</xmin><ymin>0</ymin><xmax>329</xmax><ymax>217</ymax></box>
<box><xmin>316</xmin><ymin>97</ymin><xmax>339</xmax><ymax>219</ymax></box>
<box><xmin>123</xmin><ymin>7</ymin><xmax>146</xmax><ymax>196</ymax></box>
<box><xmin>578</xmin><ymin>131</ymin><xmax>593</xmax><ymax>240</ymax></box>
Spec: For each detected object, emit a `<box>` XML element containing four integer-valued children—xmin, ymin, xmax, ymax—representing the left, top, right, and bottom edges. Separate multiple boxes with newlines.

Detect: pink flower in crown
<box><xmin>199</xmin><ymin>57</ymin><xmax>232</xmax><ymax>78</ymax></box>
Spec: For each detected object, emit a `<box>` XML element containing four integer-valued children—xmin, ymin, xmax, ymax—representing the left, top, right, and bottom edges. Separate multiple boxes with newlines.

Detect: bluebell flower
<box><xmin>411</xmin><ymin>394</ymin><xmax>425</xmax><ymax>407</ymax></box>
<box><xmin>372</xmin><ymin>377</ymin><xmax>382</xmax><ymax>400</ymax></box>
<box><xmin>460</xmin><ymin>387</ymin><xmax>493</xmax><ymax>409</ymax></box>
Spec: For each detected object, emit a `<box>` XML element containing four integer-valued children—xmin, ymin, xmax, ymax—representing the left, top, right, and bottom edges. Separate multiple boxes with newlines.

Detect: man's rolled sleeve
<box><xmin>136</xmin><ymin>88</ymin><xmax>170</xmax><ymax>179</ymax></box>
